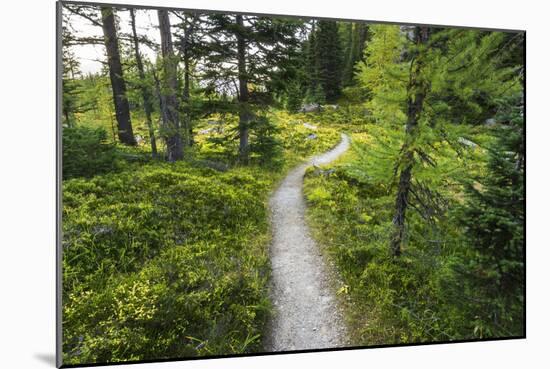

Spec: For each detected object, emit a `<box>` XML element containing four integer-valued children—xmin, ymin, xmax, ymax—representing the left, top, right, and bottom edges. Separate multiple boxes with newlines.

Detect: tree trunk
<box><xmin>157</xmin><ymin>9</ymin><xmax>183</xmax><ymax>161</ymax></box>
<box><xmin>236</xmin><ymin>14</ymin><xmax>251</xmax><ymax>163</ymax></box>
<box><xmin>390</xmin><ymin>26</ymin><xmax>430</xmax><ymax>257</ymax></box>
<box><xmin>182</xmin><ymin>50</ymin><xmax>193</xmax><ymax>146</ymax></box>
<box><xmin>100</xmin><ymin>7</ymin><xmax>136</xmax><ymax>146</ymax></box>
<box><xmin>182</xmin><ymin>15</ymin><xmax>193</xmax><ymax>146</ymax></box>
<box><xmin>129</xmin><ymin>9</ymin><xmax>158</xmax><ymax>157</ymax></box>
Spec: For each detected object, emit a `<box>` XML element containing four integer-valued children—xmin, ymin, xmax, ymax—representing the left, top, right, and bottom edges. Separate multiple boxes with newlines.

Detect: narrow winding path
<box><xmin>266</xmin><ymin>133</ymin><xmax>351</xmax><ymax>351</ymax></box>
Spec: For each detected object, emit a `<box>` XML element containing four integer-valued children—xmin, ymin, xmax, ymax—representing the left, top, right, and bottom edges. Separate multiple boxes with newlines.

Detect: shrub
<box><xmin>62</xmin><ymin>163</ymin><xmax>272</xmax><ymax>364</ymax></box>
<box><xmin>62</xmin><ymin>126</ymin><xmax>119</xmax><ymax>179</ymax></box>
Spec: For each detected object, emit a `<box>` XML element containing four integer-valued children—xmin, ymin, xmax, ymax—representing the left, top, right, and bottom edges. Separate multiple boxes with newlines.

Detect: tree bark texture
<box><xmin>236</xmin><ymin>14</ymin><xmax>251</xmax><ymax>163</ymax></box>
<box><xmin>390</xmin><ymin>26</ymin><xmax>430</xmax><ymax>257</ymax></box>
<box><xmin>158</xmin><ymin>9</ymin><xmax>183</xmax><ymax>161</ymax></box>
<box><xmin>100</xmin><ymin>7</ymin><xmax>136</xmax><ymax>146</ymax></box>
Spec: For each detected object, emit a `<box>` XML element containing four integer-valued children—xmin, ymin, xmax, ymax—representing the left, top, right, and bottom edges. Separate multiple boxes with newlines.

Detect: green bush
<box><xmin>249</xmin><ymin>115</ymin><xmax>283</xmax><ymax>168</ymax></box>
<box><xmin>63</xmin><ymin>163</ymin><xmax>272</xmax><ymax>365</ymax></box>
<box><xmin>62</xmin><ymin>126</ymin><xmax>119</xmax><ymax>179</ymax></box>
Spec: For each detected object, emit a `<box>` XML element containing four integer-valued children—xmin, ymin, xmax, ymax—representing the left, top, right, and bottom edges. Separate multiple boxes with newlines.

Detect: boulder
<box><xmin>299</xmin><ymin>103</ymin><xmax>322</xmax><ymax>113</ymax></box>
<box><xmin>458</xmin><ymin>137</ymin><xmax>477</xmax><ymax>148</ymax></box>
<box><xmin>484</xmin><ymin>118</ymin><xmax>496</xmax><ymax>126</ymax></box>
<box><xmin>303</xmin><ymin>122</ymin><xmax>318</xmax><ymax>130</ymax></box>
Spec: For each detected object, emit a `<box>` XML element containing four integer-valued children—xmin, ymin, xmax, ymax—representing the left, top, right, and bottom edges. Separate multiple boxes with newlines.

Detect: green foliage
<box><xmin>61</xmin><ymin>6</ymin><xmax>525</xmax><ymax>362</ymax></box>
<box><xmin>314</xmin><ymin>21</ymin><xmax>344</xmax><ymax>102</ymax></box>
<box><xmin>196</xmin><ymin>110</ymin><xmax>340</xmax><ymax>165</ymax></box>
<box><xmin>63</xmin><ymin>163</ymin><xmax>273</xmax><ymax>364</ymax></box>
<box><xmin>273</xmin><ymin>111</ymin><xmax>340</xmax><ymax>159</ymax></box>
<box><xmin>248</xmin><ymin>115</ymin><xmax>283</xmax><ymax>167</ymax></box>
<box><xmin>304</xmin><ymin>123</ymin><xmax>523</xmax><ymax>345</ymax></box>
<box><xmin>63</xmin><ymin>126</ymin><xmax>119</xmax><ymax>179</ymax></box>
<box><xmin>429</xmin><ymin>30</ymin><xmax>524</xmax><ymax>125</ymax></box>
<box><xmin>285</xmin><ymin>80</ymin><xmax>304</xmax><ymax>113</ymax></box>
<box><xmin>356</xmin><ymin>24</ymin><xmax>407</xmax><ymax>126</ymax></box>
<box><xmin>454</xmin><ymin>92</ymin><xmax>525</xmax><ymax>336</ymax></box>
<box><xmin>62</xmin><ymin>109</ymin><xmax>340</xmax><ymax>365</ymax></box>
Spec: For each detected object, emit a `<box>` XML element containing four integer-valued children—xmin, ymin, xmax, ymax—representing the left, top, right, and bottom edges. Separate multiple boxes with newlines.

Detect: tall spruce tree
<box><xmin>342</xmin><ymin>22</ymin><xmax>368</xmax><ymax>86</ymax></box>
<box><xmin>458</xmin><ymin>92</ymin><xmax>525</xmax><ymax>296</ymax></box>
<box><xmin>200</xmin><ymin>14</ymin><xmax>303</xmax><ymax>162</ymax></box>
<box><xmin>314</xmin><ymin>20</ymin><xmax>344</xmax><ymax>102</ymax></box>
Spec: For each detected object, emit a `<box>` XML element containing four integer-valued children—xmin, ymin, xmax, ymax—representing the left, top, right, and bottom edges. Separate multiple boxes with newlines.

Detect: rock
<box><xmin>207</xmin><ymin>120</ymin><xmax>221</xmax><ymax>125</ymax></box>
<box><xmin>306</xmin><ymin>133</ymin><xmax>318</xmax><ymax>140</ymax></box>
<box><xmin>484</xmin><ymin>118</ymin><xmax>496</xmax><ymax>126</ymax></box>
<box><xmin>323</xmin><ymin>104</ymin><xmax>339</xmax><ymax>110</ymax></box>
<box><xmin>92</xmin><ymin>225</ymin><xmax>113</xmax><ymax>236</ymax></box>
<box><xmin>312</xmin><ymin>165</ymin><xmax>335</xmax><ymax>177</ymax></box>
<box><xmin>299</xmin><ymin>103</ymin><xmax>322</xmax><ymax>113</ymax></box>
<box><xmin>303</xmin><ymin>122</ymin><xmax>318</xmax><ymax>130</ymax></box>
<box><xmin>198</xmin><ymin>128</ymin><xmax>213</xmax><ymax>135</ymax></box>
<box><xmin>458</xmin><ymin>137</ymin><xmax>477</xmax><ymax>148</ymax></box>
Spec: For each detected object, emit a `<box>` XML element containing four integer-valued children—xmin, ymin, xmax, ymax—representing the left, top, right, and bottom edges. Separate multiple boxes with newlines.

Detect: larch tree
<box><xmin>357</xmin><ymin>25</ymin><xmax>523</xmax><ymax>257</ymax></box>
<box><xmin>390</xmin><ymin>26</ymin><xmax>431</xmax><ymax>256</ymax></box>
<box><xmin>100</xmin><ymin>7</ymin><xmax>137</xmax><ymax>146</ymax></box>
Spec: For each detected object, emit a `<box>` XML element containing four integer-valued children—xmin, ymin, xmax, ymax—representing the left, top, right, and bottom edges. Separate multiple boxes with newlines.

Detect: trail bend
<box><xmin>266</xmin><ymin>133</ymin><xmax>350</xmax><ymax>351</ymax></box>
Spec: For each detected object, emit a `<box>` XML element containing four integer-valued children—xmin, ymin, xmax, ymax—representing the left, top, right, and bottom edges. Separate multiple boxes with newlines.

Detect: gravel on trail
<box><xmin>265</xmin><ymin>133</ymin><xmax>351</xmax><ymax>352</ymax></box>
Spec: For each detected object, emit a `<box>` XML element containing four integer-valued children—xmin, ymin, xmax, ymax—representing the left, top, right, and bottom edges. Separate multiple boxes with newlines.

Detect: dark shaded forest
<box><xmin>61</xmin><ymin>3</ymin><xmax>525</xmax><ymax>365</ymax></box>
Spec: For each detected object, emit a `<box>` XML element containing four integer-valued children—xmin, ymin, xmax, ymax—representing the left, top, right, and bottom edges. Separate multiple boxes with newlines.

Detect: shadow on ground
<box><xmin>34</xmin><ymin>353</ymin><xmax>56</xmax><ymax>367</ymax></box>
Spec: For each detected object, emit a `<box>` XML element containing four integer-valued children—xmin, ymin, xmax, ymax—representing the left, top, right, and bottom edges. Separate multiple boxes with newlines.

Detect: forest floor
<box><xmin>265</xmin><ymin>133</ymin><xmax>351</xmax><ymax>351</ymax></box>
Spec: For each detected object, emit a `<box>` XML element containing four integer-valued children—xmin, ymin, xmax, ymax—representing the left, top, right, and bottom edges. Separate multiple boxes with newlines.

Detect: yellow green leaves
<box><xmin>356</xmin><ymin>24</ymin><xmax>408</xmax><ymax>127</ymax></box>
<box><xmin>62</xmin><ymin>160</ymin><xmax>274</xmax><ymax>364</ymax></box>
<box><xmin>307</xmin><ymin>186</ymin><xmax>332</xmax><ymax>204</ymax></box>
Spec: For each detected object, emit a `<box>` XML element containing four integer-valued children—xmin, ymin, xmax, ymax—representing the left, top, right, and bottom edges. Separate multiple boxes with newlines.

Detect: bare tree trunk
<box><xmin>157</xmin><ymin>9</ymin><xmax>183</xmax><ymax>161</ymax></box>
<box><xmin>182</xmin><ymin>49</ymin><xmax>193</xmax><ymax>146</ymax></box>
<box><xmin>100</xmin><ymin>7</ymin><xmax>136</xmax><ymax>146</ymax></box>
<box><xmin>181</xmin><ymin>14</ymin><xmax>194</xmax><ymax>146</ymax></box>
<box><xmin>390</xmin><ymin>26</ymin><xmax>430</xmax><ymax>257</ymax></box>
<box><xmin>129</xmin><ymin>8</ymin><xmax>158</xmax><ymax>157</ymax></box>
<box><xmin>236</xmin><ymin>14</ymin><xmax>251</xmax><ymax>163</ymax></box>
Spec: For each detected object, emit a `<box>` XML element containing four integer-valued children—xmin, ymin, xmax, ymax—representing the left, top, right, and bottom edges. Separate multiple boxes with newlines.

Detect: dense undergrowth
<box><xmin>62</xmin><ymin>110</ymin><xmax>339</xmax><ymax>365</ymax></box>
<box><xmin>304</xmin><ymin>122</ymin><xmax>524</xmax><ymax>345</ymax></box>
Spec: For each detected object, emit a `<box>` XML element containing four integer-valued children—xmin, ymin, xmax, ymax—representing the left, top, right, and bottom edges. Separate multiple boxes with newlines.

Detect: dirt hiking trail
<box><xmin>265</xmin><ymin>133</ymin><xmax>350</xmax><ymax>351</ymax></box>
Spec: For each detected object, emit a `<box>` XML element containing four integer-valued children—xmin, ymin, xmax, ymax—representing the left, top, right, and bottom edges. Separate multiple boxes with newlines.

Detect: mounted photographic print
<box><xmin>57</xmin><ymin>0</ymin><xmax>526</xmax><ymax>367</ymax></box>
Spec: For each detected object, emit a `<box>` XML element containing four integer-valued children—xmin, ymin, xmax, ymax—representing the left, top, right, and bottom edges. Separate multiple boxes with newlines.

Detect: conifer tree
<box><xmin>129</xmin><ymin>8</ymin><xmax>158</xmax><ymax>157</ymax></box>
<box><xmin>314</xmin><ymin>20</ymin><xmax>344</xmax><ymax>102</ymax></box>
<box><xmin>342</xmin><ymin>23</ymin><xmax>368</xmax><ymax>86</ymax></box>
<box><xmin>101</xmin><ymin>7</ymin><xmax>137</xmax><ymax>146</ymax></box>
<box><xmin>201</xmin><ymin>14</ymin><xmax>303</xmax><ymax>162</ymax></box>
<box><xmin>158</xmin><ymin>9</ymin><xmax>184</xmax><ymax>161</ymax></box>
<box><xmin>458</xmin><ymin>92</ymin><xmax>525</xmax><ymax>295</ymax></box>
